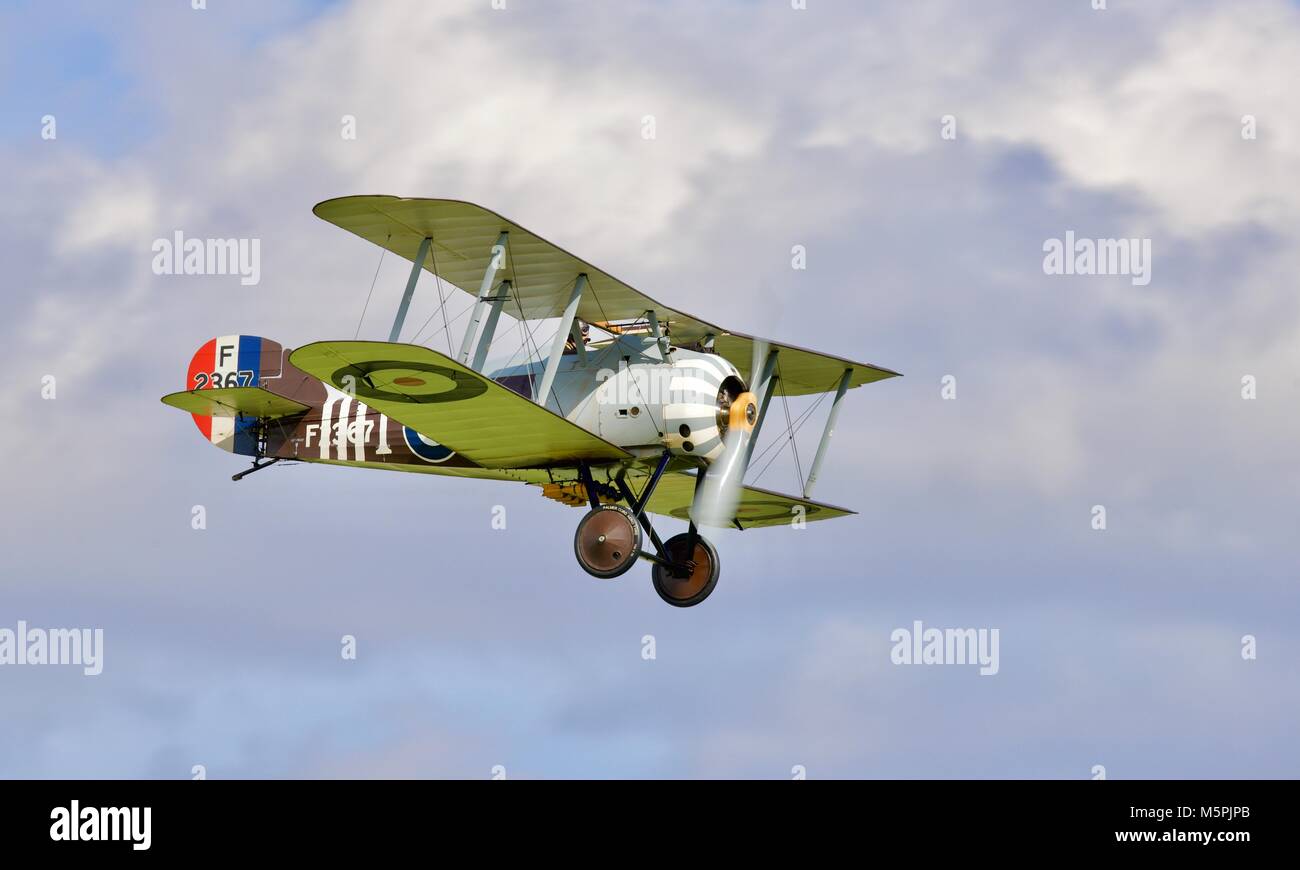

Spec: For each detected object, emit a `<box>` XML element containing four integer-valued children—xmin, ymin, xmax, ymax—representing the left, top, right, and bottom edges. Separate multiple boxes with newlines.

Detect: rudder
<box><xmin>183</xmin><ymin>335</ymin><xmax>285</xmax><ymax>455</ymax></box>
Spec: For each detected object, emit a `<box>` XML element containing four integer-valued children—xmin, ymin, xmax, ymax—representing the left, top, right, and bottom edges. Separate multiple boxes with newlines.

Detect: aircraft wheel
<box><xmin>574</xmin><ymin>504</ymin><xmax>641</xmax><ymax>579</ymax></box>
<box><xmin>651</xmin><ymin>533</ymin><xmax>720</xmax><ymax>607</ymax></box>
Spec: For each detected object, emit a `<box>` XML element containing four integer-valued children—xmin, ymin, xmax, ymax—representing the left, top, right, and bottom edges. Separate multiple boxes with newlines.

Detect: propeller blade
<box><xmin>691</xmin><ymin>355</ymin><xmax>765</xmax><ymax>528</ymax></box>
<box><xmin>690</xmin><ymin>426</ymin><xmax>751</xmax><ymax>528</ymax></box>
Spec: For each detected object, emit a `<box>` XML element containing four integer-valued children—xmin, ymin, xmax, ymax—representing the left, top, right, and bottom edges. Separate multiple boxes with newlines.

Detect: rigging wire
<box><xmin>499</xmin><ymin>278</ymin><xmax>562</xmax><ymax>375</ymax></box>
<box><xmin>747</xmin><ymin>373</ymin><xmax>842</xmax><ymax>486</ymax></box>
<box><xmin>504</xmin><ymin>235</ymin><xmax>546</xmax><ymax>397</ymax></box>
<box><xmin>748</xmin><ymin>400</ymin><xmax>819</xmax><ymax>486</ymax></box>
<box><xmin>748</xmin><ymin>372</ymin><xmax>839</xmax><ymax>467</ymax></box>
<box><xmin>776</xmin><ymin>356</ymin><xmax>805</xmax><ymax>493</ymax></box>
<box><xmin>353</xmin><ymin>233</ymin><xmax>390</xmax><ymax>339</ymax></box>
<box><xmin>494</xmin><ymin>272</ymin><xmax>575</xmax><ymax>414</ymax></box>
<box><xmin>424</xmin><ymin>235</ymin><xmax>456</xmax><ymax>356</ymax></box>
<box><xmin>527</xmin><ymin>325</ymin><xmax>570</xmax><ymax>416</ymax></box>
<box><xmin>410</xmin><ymin>293</ymin><xmax>476</xmax><ymax>347</ymax></box>
<box><xmin>495</xmin><ymin>309</ymin><xmax>549</xmax><ymax>373</ymax></box>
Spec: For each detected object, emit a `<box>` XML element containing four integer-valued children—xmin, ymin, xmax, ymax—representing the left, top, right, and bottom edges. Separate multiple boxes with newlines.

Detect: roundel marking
<box><xmin>329</xmin><ymin>361</ymin><xmax>488</xmax><ymax>404</ymax></box>
<box><xmin>403</xmin><ymin>427</ymin><xmax>456</xmax><ymax>463</ymax></box>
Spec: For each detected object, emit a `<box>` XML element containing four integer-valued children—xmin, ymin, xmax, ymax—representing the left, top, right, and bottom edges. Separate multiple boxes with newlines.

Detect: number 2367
<box><xmin>194</xmin><ymin>370</ymin><xmax>254</xmax><ymax>389</ymax></box>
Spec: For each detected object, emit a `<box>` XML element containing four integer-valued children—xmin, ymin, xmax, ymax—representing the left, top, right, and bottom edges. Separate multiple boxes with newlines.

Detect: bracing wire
<box><xmin>776</xmin><ymin>356</ymin><xmax>805</xmax><ymax>492</ymax></box>
<box><xmin>353</xmin><ymin>233</ymin><xmax>390</xmax><ymax>339</ymax></box>
<box><xmin>425</xmin><ymin>236</ymin><xmax>456</xmax><ymax>356</ymax></box>
<box><xmin>748</xmin><ymin>373</ymin><xmax>842</xmax><ymax>485</ymax></box>
<box><xmin>500</xmin><ymin>277</ymin><xmax>562</xmax><ymax>377</ymax></box>
<box><xmin>504</xmin><ymin>235</ymin><xmax>546</xmax><ymax>396</ymax></box>
<box><xmin>410</xmin><ymin>293</ymin><xmax>476</xmax><ymax>347</ymax></box>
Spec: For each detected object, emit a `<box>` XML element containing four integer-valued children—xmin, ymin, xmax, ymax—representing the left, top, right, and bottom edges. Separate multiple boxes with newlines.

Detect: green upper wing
<box><xmin>712</xmin><ymin>335</ymin><xmax>899</xmax><ymax>396</ymax></box>
<box><xmin>313</xmin><ymin>196</ymin><xmax>900</xmax><ymax>395</ymax></box>
<box><xmin>160</xmin><ymin>387</ymin><xmax>309</xmax><ymax>419</ymax></box>
<box><xmin>288</xmin><ymin>341</ymin><xmax>631</xmax><ymax>469</ymax></box>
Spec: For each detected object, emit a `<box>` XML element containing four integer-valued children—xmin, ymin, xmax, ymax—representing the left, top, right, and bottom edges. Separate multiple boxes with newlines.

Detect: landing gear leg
<box><xmin>613</xmin><ymin>450</ymin><xmax>673</xmax><ymax>562</ymax></box>
<box><xmin>574</xmin><ymin>462</ymin><xmax>640</xmax><ymax>578</ymax></box>
<box><xmin>573</xmin><ymin>455</ymin><xmax>721</xmax><ymax>606</ymax></box>
<box><xmin>616</xmin><ymin>455</ymin><xmax>721</xmax><ymax>608</ymax></box>
<box><xmin>648</xmin><ymin>466</ymin><xmax>719</xmax><ymax>607</ymax></box>
<box><xmin>685</xmin><ymin>464</ymin><xmax>706</xmax><ymax>556</ymax></box>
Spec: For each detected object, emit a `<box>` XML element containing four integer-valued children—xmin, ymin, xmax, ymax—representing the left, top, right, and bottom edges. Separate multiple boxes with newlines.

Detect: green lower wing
<box><xmin>160</xmin><ymin>387</ymin><xmax>309</xmax><ymax>419</ymax></box>
<box><xmin>629</xmin><ymin>471</ymin><xmax>854</xmax><ymax>529</ymax></box>
<box><xmin>288</xmin><ymin>341</ymin><xmax>631</xmax><ymax>469</ymax></box>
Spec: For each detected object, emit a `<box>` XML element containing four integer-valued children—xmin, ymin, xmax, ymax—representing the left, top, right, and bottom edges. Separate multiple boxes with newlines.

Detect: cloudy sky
<box><xmin>1</xmin><ymin>0</ymin><xmax>1297</xmax><ymax>778</ymax></box>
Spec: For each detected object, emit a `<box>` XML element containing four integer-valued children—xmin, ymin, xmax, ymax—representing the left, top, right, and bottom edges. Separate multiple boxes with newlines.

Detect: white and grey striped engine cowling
<box><xmin>659</xmin><ymin>351</ymin><xmax>747</xmax><ymax>463</ymax></box>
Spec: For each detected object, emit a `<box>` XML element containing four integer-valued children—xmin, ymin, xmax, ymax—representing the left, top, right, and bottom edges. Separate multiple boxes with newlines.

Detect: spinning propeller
<box><xmin>691</xmin><ymin>340</ymin><xmax>770</xmax><ymax>527</ymax></box>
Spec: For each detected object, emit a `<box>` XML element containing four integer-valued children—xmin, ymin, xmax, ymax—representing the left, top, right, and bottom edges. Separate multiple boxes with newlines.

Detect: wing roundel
<box><xmin>288</xmin><ymin>340</ymin><xmax>631</xmax><ymax>469</ymax></box>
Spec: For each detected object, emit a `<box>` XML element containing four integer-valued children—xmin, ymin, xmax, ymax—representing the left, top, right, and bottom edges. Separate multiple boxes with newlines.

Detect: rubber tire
<box><xmin>574</xmin><ymin>504</ymin><xmax>642</xmax><ymax>579</ymax></box>
<box><xmin>651</xmin><ymin>533</ymin><xmax>720</xmax><ymax>607</ymax></box>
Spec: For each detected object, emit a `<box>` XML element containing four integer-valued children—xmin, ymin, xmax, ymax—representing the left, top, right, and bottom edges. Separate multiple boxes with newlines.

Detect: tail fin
<box><xmin>166</xmin><ymin>335</ymin><xmax>297</xmax><ymax>455</ymax></box>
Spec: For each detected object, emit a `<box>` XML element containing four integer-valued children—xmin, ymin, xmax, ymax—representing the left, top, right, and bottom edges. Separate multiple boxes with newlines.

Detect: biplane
<box><xmin>162</xmin><ymin>197</ymin><xmax>899</xmax><ymax>607</ymax></box>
